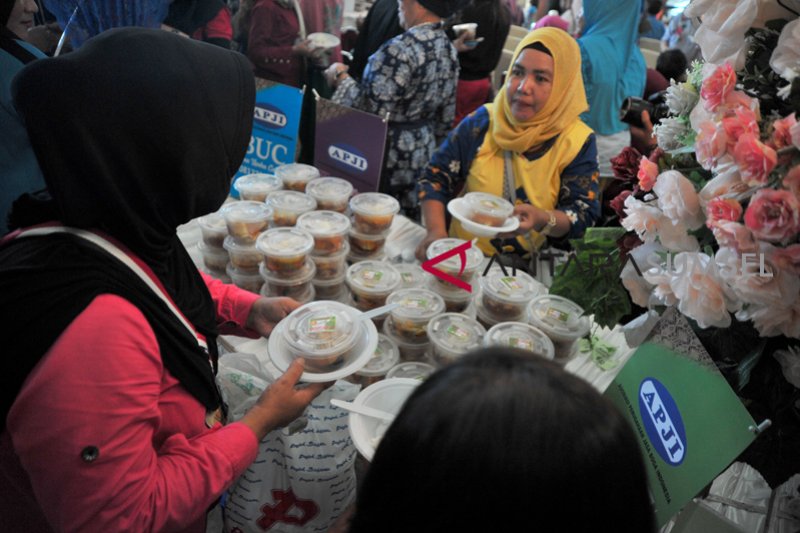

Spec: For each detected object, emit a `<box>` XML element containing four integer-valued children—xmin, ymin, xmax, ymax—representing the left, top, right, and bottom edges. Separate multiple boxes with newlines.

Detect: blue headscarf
<box><xmin>577</xmin><ymin>0</ymin><xmax>646</xmax><ymax>135</ymax></box>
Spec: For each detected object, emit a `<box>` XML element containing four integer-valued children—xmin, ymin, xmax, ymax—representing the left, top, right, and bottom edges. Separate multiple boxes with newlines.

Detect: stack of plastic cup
<box><xmin>305</xmin><ymin>177</ymin><xmax>353</xmax><ymax>213</ymax></box>
<box><xmin>219</xmin><ymin>201</ymin><xmax>273</xmax><ymax>292</ymax></box>
<box><xmin>346</xmin><ymin>334</ymin><xmax>401</xmax><ymax>388</ymax></box>
<box><xmin>256</xmin><ymin>227</ymin><xmax>315</xmax><ymax>300</ymax></box>
<box><xmin>266</xmin><ymin>190</ymin><xmax>317</xmax><ymax>227</ymax></box>
<box><xmin>233</xmin><ymin>173</ymin><xmax>283</xmax><ymax>202</ymax></box>
<box><xmin>347</xmin><ymin>193</ymin><xmax>400</xmax><ymax>263</ymax></box>
<box><xmin>526</xmin><ymin>295</ymin><xmax>591</xmax><ymax>364</ymax></box>
<box><xmin>474</xmin><ymin>268</ymin><xmax>546</xmax><ymax>328</ymax></box>
<box><xmin>274</xmin><ymin>163</ymin><xmax>320</xmax><ymax>192</ymax></box>
<box><xmin>346</xmin><ymin>260</ymin><xmax>401</xmax><ymax>315</ymax></box>
<box><xmin>382</xmin><ymin>288</ymin><xmax>444</xmax><ymax>361</ymax></box>
<box><xmin>427</xmin><ymin>313</ymin><xmax>486</xmax><ymax>367</ymax></box>
<box><xmin>296</xmin><ymin>210</ymin><xmax>352</xmax><ymax>303</ymax></box>
<box><xmin>393</xmin><ymin>263</ymin><xmax>430</xmax><ymax>289</ymax></box>
<box><xmin>197</xmin><ymin>211</ymin><xmax>230</xmax><ymax>280</ymax></box>
<box><xmin>484</xmin><ymin>322</ymin><xmax>555</xmax><ymax>360</ymax></box>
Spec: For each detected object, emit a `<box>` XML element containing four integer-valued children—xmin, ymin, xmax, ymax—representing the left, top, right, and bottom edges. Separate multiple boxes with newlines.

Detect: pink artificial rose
<box><xmin>791</xmin><ymin>120</ymin><xmax>800</xmax><ymax>150</ymax></box>
<box><xmin>771</xmin><ymin>113</ymin><xmax>797</xmax><ymax>150</ymax></box>
<box><xmin>610</xmin><ymin>190</ymin><xmax>633</xmax><ymax>219</ymax></box>
<box><xmin>743</xmin><ymin>188</ymin><xmax>800</xmax><ymax>242</ymax></box>
<box><xmin>706</xmin><ymin>197</ymin><xmax>743</xmax><ymax>228</ymax></box>
<box><xmin>695</xmin><ymin>120</ymin><xmax>728</xmax><ymax>170</ymax></box>
<box><xmin>722</xmin><ymin>90</ymin><xmax>758</xmax><ymax>115</ymax></box>
<box><xmin>733</xmin><ymin>133</ymin><xmax>777</xmax><ymax>186</ymax></box>
<box><xmin>784</xmin><ymin>165</ymin><xmax>800</xmax><ymax>197</ymax></box>
<box><xmin>701</xmin><ymin>63</ymin><xmax>737</xmax><ymax>112</ymax></box>
<box><xmin>771</xmin><ymin>244</ymin><xmax>800</xmax><ymax>275</ymax></box>
<box><xmin>712</xmin><ymin>220</ymin><xmax>757</xmax><ymax>254</ymax></box>
<box><xmin>722</xmin><ymin>106</ymin><xmax>760</xmax><ymax>152</ymax></box>
<box><xmin>637</xmin><ymin>156</ymin><xmax>659</xmax><ymax>192</ymax></box>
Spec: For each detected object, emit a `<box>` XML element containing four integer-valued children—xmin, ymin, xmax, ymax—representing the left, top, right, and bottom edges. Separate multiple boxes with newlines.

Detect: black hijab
<box><xmin>1</xmin><ymin>28</ymin><xmax>254</xmax><ymax>427</ymax></box>
<box><xmin>164</xmin><ymin>0</ymin><xmax>224</xmax><ymax>35</ymax></box>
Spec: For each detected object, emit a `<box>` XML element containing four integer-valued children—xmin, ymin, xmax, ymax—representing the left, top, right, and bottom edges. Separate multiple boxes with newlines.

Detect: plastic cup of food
<box><xmin>260</xmin><ymin>277</ymin><xmax>315</xmax><ymax>303</ymax></box>
<box><xmin>346</xmin><ymin>334</ymin><xmax>401</xmax><ymax>388</ymax></box>
<box><xmin>426</xmin><ymin>238</ymin><xmax>484</xmax><ymax>289</ymax></box>
<box><xmin>283</xmin><ymin>300</ymin><xmax>362</xmax><ymax>372</ymax></box>
<box><xmin>484</xmin><ymin>322</ymin><xmax>555</xmax><ymax>360</ymax></box>
<box><xmin>233</xmin><ymin>173</ymin><xmax>283</xmax><ymax>202</ymax></box>
<box><xmin>478</xmin><ymin>268</ymin><xmax>547</xmax><ymax>322</ymax></box>
<box><xmin>255</xmin><ymin>227</ymin><xmax>315</xmax><ymax>277</ymax></box>
<box><xmin>382</xmin><ymin>317</ymin><xmax>431</xmax><ymax>361</ymax></box>
<box><xmin>223</xmin><ymin>235</ymin><xmax>263</xmax><ymax>274</ymax></box>
<box><xmin>348</xmin><ymin>227</ymin><xmax>389</xmax><ymax>256</ymax></box>
<box><xmin>349</xmin><ymin>192</ymin><xmax>400</xmax><ymax>235</ymax></box>
<box><xmin>305</xmin><ymin>177</ymin><xmax>354</xmax><ymax>213</ymax></box>
<box><xmin>527</xmin><ymin>295</ymin><xmax>591</xmax><ymax>363</ymax></box>
<box><xmin>426</xmin><ymin>313</ymin><xmax>486</xmax><ymax>367</ymax></box>
<box><xmin>386</xmin><ymin>288</ymin><xmax>445</xmax><ymax>342</ymax></box>
<box><xmin>394</xmin><ymin>263</ymin><xmax>429</xmax><ymax>289</ymax></box>
<box><xmin>197</xmin><ymin>211</ymin><xmax>228</xmax><ymax>248</ymax></box>
<box><xmin>426</xmin><ymin>276</ymin><xmax>474</xmax><ymax>313</ymax></box>
<box><xmin>310</xmin><ymin>241</ymin><xmax>350</xmax><ymax>280</ymax></box>
<box><xmin>452</xmin><ymin>22</ymin><xmax>478</xmax><ymax>36</ymax></box>
<box><xmin>386</xmin><ymin>361</ymin><xmax>436</xmax><ymax>381</ymax></box>
<box><xmin>198</xmin><ymin>240</ymin><xmax>229</xmax><ymax>274</ymax></box>
<box><xmin>312</xmin><ymin>273</ymin><xmax>349</xmax><ymax>301</ymax></box>
<box><xmin>346</xmin><ymin>260</ymin><xmax>401</xmax><ymax>311</ymax></box>
<box><xmin>274</xmin><ymin>163</ymin><xmax>320</xmax><ymax>192</ymax></box>
<box><xmin>473</xmin><ymin>292</ymin><xmax>502</xmax><ymax>330</ymax></box>
<box><xmin>266</xmin><ymin>190</ymin><xmax>317</xmax><ymax>227</ymax></box>
<box><xmin>296</xmin><ymin>210</ymin><xmax>351</xmax><ymax>256</ymax></box>
<box><xmin>220</xmin><ymin>201</ymin><xmax>272</xmax><ymax>244</ymax></box>
<box><xmin>226</xmin><ymin>263</ymin><xmax>264</xmax><ymax>294</ymax></box>
<box><xmin>463</xmin><ymin>192</ymin><xmax>514</xmax><ymax>228</ymax></box>
<box><xmin>259</xmin><ymin>258</ymin><xmax>316</xmax><ymax>301</ymax></box>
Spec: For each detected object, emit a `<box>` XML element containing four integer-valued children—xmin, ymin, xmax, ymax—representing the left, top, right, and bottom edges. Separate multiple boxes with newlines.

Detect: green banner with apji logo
<box><xmin>604</xmin><ymin>342</ymin><xmax>756</xmax><ymax>527</ymax></box>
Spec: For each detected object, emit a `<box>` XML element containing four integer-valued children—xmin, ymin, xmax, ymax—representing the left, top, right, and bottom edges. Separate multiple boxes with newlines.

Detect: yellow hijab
<box><xmin>491</xmin><ymin>27</ymin><xmax>588</xmax><ymax>153</ymax></box>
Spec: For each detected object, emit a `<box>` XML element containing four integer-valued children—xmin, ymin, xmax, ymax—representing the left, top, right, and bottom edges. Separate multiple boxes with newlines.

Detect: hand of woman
<box><xmin>246</xmin><ymin>296</ymin><xmax>301</xmax><ymax>337</ymax></box>
<box><xmin>497</xmin><ymin>203</ymin><xmax>545</xmax><ymax>238</ymax></box>
<box><xmin>415</xmin><ymin>228</ymin><xmax>448</xmax><ymax>262</ymax></box>
<box><xmin>324</xmin><ymin>62</ymin><xmax>349</xmax><ymax>88</ymax></box>
<box><xmin>292</xmin><ymin>38</ymin><xmax>314</xmax><ymax>57</ymax></box>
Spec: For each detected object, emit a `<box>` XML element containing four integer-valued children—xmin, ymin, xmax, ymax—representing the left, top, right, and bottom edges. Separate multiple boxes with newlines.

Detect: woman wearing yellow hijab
<box><xmin>415</xmin><ymin>27</ymin><xmax>600</xmax><ymax>261</ymax></box>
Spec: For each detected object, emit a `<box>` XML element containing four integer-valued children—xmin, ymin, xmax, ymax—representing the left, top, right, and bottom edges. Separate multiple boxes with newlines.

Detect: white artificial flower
<box><xmin>620</xmin><ymin>260</ymin><xmax>654</xmax><ymax>308</ymax></box>
<box><xmin>737</xmin><ymin>300</ymin><xmax>800</xmax><ymax>339</ymax></box>
<box><xmin>653</xmin><ymin>170</ymin><xmax>705</xmax><ymax>230</ymax></box>
<box><xmin>657</xmin><ymin>218</ymin><xmax>701</xmax><ymax>251</ymax></box>
<box><xmin>621</xmin><ymin>196</ymin><xmax>662</xmax><ymax>244</ymax></box>
<box><xmin>715</xmin><ymin>244</ymin><xmax>800</xmax><ymax>307</ymax></box>
<box><xmin>685</xmin><ymin>0</ymin><xmax>758</xmax><ymax>70</ymax></box>
<box><xmin>669</xmin><ymin>252</ymin><xmax>741</xmax><ymax>329</ymax></box>
<box><xmin>665</xmin><ymin>81</ymin><xmax>700</xmax><ymax>116</ymax></box>
<box><xmin>698</xmin><ymin>160</ymin><xmax>754</xmax><ymax>204</ymax></box>
<box><xmin>654</xmin><ymin>117</ymin><xmax>691</xmax><ymax>150</ymax></box>
<box><xmin>770</xmin><ymin>18</ymin><xmax>800</xmax><ymax>84</ymax></box>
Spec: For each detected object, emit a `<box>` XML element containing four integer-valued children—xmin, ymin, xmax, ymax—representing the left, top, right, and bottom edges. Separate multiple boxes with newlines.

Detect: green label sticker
<box><xmin>446</xmin><ymin>324</ymin><xmax>470</xmax><ymax>341</ymax></box>
<box><xmin>374</xmin><ymin>345</ymin><xmax>383</xmax><ymax>356</ymax></box>
<box><xmin>500</xmin><ymin>277</ymin><xmax>523</xmax><ymax>291</ymax></box>
<box><xmin>404</xmin><ymin>298</ymin><xmax>428</xmax><ymax>309</ymax></box>
<box><xmin>309</xmin><ymin>316</ymin><xmax>336</xmax><ymax>333</ymax></box>
<box><xmin>361</xmin><ymin>270</ymin><xmax>383</xmax><ymax>283</ymax></box>
<box><xmin>401</xmin><ymin>272</ymin><xmax>413</xmax><ymax>283</ymax></box>
<box><xmin>546</xmin><ymin>307</ymin><xmax>570</xmax><ymax>322</ymax></box>
<box><xmin>509</xmin><ymin>336</ymin><xmax>533</xmax><ymax>351</ymax></box>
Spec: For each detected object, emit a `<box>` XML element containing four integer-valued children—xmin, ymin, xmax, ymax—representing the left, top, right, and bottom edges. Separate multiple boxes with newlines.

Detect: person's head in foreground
<box><xmin>349</xmin><ymin>348</ymin><xmax>656</xmax><ymax>532</ymax></box>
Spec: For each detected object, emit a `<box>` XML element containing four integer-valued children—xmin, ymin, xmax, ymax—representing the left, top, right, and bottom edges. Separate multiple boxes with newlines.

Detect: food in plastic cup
<box><xmin>223</xmin><ymin>235</ymin><xmax>262</xmax><ymax>273</ymax></box>
<box><xmin>312</xmin><ymin>274</ymin><xmax>349</xmax><ymax>301</ymax></box>
<box><xmin>386</xmin><ymin>288</ymin><xmax>445</xmax><ymax>342</ymax></box>
<box><xmin>394</xmin><ymin>263</ymin><xmax>429</xmax><ymax>289</ymax></box>
<box><xmin>426</xmin><ymin>238</ymin><xmax>484</xmax><ymax>289</ymax></box>
<box><xmin>479</xmin><ymin>268</ymin><xmax>546</xmax><ymax>321</ymax></box>
<box><xmin>473</xmin><ymin>293</ymin><xmax>501</xmax><ymax>330</ymax></box>
<box><xmin>426</xmin><ymin>277</ymin><xmax>473</xmax><ymax>313</ymax></box>
<box><xmin>198</xmin><ymin>241</ymin><xmax>229</xmax><ymax>273</ymax></box>
<box><xmin>347</xmin><ymin>246</ymin><xmax>384</xmax><ymax>264</ymax></box>
<box><xmin>296</xmin><ymin>210</ymin><xmax>351</xmax><ymax>256</ymax></box>
<box><xmin>346</xmin><ymin>260</ymin><xmax>401</xmax><ymax>311</ymax></box>
<box><xmin>382</xmin><ymin>317</ymin><xmax>431</xmax><ymax>361</ymax></box>
<box><xmin>386</xmin><ymin>361</ymin><xmax>436</xmax><ymax>381</ymax></box>
<box><xmin>349</xmin><ymin>228</ymin><xmax>389</xmax><ymax>255</ymax></box>
<box><xmin>452</xmin><ymin>22</ymin><xmax>478</xmax><ymax>36</ymax></box>
<box><xmin>219</xmin><ymin>201</ymin><xmax>272</xmax><ymax>244</ymax></box>
<box><xmin>305</xmin><ymin>177</ymin><xmax>354</xmax><ymax>213</ymax></box>
<box><xmin>310</xmin><ymin>241</ymin><xmax>350</xmax><ymax>280</ymax></box>
<box><xmin>226</xmin><ymin>263</ymin><xmax>264</xmax><ymax>294</ymax></box>
<box><xmin>350</xmin><ymin>192</ymin><xmax>400</xmax><ymax>234</ymax></box>
<box><xmin>527</xmin><ymin>295</ymin><xmax>591</xmax><ymax>362</ymax></box>
<box><xmin>426</xmin><ymin>313</ymin><xmax>486</xmax><ymax>366</ymax></box>
<box><xmin>463</xmin><ymin>192</ymin><xmax>514</xmax><ymax>227</ymax></box>
<box><xmin>233</xmin><ymin>173</ymin><xmax>283</xmax><ymax>202</ymax></box>
<box><xmin>256</xmin><ymin>227</ymin><xmax>315</xmax><ymax>276</ymax></box>
<box><xmin>484</xmin><ymin>322</ymin><xmax>555</xmax><ymax>360</ymax></box>
<box><xmin>347</xmin><ymin>334</ymin><xmax>401</xmax><ymax>387</ymax></box>
<box><xmin>274</xmin><ymin>163</ymin><xmax>320</xmax><ymax>192</ymax></box>
<box><xmin>266</xmin><ymin>190</ymin><xmax>317</xmax><ymax>227</ymax></box>
<box><xmin>260</xmin><ymin>277</ymin><xmax>315</xmax><ymax>303</ymax></box>
<box><xmin>259</xmin><ymin>259</ymin><xmax>316</xmax><ymax>301</ymax></box>
<box><xmin>197</xmin><ymin>212</ymin><xmax>228</xmax><ymax>248</ymax></box>
<box><xmin>283</xmin><ymin>301</ymin><xmax>361</xmax><ymax>372</ymax></box>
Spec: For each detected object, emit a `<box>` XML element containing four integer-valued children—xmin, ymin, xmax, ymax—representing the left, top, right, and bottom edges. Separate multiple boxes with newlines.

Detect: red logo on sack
<box><xmin>421</xmin><ymin>239</ymin><xmax>473</xmax><ymax>292</ymax></box>
<box><xmin>257</xmin><ymin>488</ymin><xmax>319</xmax><ymax>530</ymax></box>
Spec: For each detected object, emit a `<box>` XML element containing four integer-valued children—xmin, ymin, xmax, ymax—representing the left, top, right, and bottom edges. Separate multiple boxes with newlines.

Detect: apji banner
<box><xmin>232</xmin><ymin>79</ymin><xmax>303</xmax><ymax>196</ymax></box>
<box><xmin>605</xmin><ymin>341</ymin><xmax>756</xmax><ymax>527</ymax></box>
<box><xmin>313</xmin><ymin>96</ymin><xmax>387</xmax><ymax>194</ymax></box>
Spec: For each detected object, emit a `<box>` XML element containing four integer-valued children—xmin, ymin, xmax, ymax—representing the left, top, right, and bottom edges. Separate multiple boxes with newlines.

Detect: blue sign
<box><xmin>638</xmin><ymin>377</ymin><xmax>687</xmax><ymax>466</ymax></box>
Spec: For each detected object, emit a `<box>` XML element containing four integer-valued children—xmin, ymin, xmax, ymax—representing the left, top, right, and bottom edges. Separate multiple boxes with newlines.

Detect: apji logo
<box><xmin>328</xmin><ymin>144</ymin><xmax>368</xmax><ymax>172</ymax></box>
<box><xmin>422</xmin><ymin>239</ymin><xmax>472</xmax><ymax>292</ymax></box>
<box><xmin>253</xmin><ymin>103</ymin><xmax>288</xmax><ymax>130</ymax></box>
<box><xmin>638</xmin><ymin>378</ymin><xmax>687</xmax><ymax>466</ymax></box>
<box><xmin>256</xmin><ymin>488</ymin><xmax>319</xmax><ymax>530</ymax></box>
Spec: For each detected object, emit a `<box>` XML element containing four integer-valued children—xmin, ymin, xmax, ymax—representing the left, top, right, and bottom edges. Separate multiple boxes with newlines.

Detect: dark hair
<box><xmin>656</xmin><ymin>48</ymin><xmax>688</xmax><ymax>82</ymax></box>
<box><xmin>348</xmin><ymin>348</ymin><xmax>656</xmax><ymax>533</ymax></box>
<box><xmin>647</xmin><ymin>0</ymin><xmax>663</xmax><ymax>16</ymax></box>
<box><xmin>527</xmin><ymin>41</ymin><xmax>553</xmax><ymax>57</ymax></box>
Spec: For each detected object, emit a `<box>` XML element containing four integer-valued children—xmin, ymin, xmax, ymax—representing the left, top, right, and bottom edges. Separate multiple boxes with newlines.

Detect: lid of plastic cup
<box><xmin>267</xmin><ymin>190</ymin><xmax>318</xmax><ymax>213</ymax></box>
<box><xmin>305</xmin><ymin>177</ymin><xmax>354</xmax><ymax>201</ymax></box>
<box><xmin>233</xmin><ymin>173</ymin><xmax>282</xmax><ymax>195</ymax></box>
<box><xmin>259</xmin><ymin>258</ymin><xmax>316</xmax><ymax>284</ymax></box>
<box><xmin>223</xmin><ymin>235</ymin><xmax>260</xmax><ymax>254</ymax></box>
<box><xmin>394</xmin><ymin>263</ymin><xmax>428</xmax><ymax>288</ymax></box>
<box><xmin>296</xmin><ymin>210</ymin><xmax>351</xmax><ymax>237</ymax></box>
<box><xmin>357</xmin><ymin>334</ymin><xmax>401</xmax><ymax>376</ymax></box>
<box><xmin>226</xmin><ymin>262</ymin><xmax>264</xmax><ymax>281</ymax></box>
<box><xmin>426</xmin><ymin>313</ymin><xmax>486</xmax><ymax>355</ymax></box>
<box><xmin>527</xmin><ymin>295</ymin><xmax>591</xmax><ymax>340</ymax></box>
<box><xmin>479</xmin><ymin>269</ymin><xmax>546</xmax><ymax>303</ymax></box>
<box><xmin>197</xmin><ymin>211</ymin><xmax>227</xmax><ymax>231</ymax></box>
<box><xmin>284</xmin><ymin>301</ymin><xmax>360</xmax><ymax>357</ymax></box>
<box><xmin>220</xmin><ymin>200</ymin><xmax>272</xmax><ymax>222</ymax></box>
<box><xmin>312</xmin><ymin>272</ymin><xmax>347</xmax><ymax>287</ymax></box>
<box><xmin>274</xmin><ymin>163</ymin><xmax>320</xmax><ymax>183</ymax></box>
<box><xmin>386</xmin><ymin>361</ymin><xmax>436</xmax><ymax>381</ymax></box>
<box><xmin>387</xmin><ymin>288</ymin><xmax>445</xmax><ymax>320</ymax></box>
<box><xmin>255</xmin><ymin>227</ymin><xmax>314</xmax><ymax>258</ymax></box>
<box><xmin>485</xmin><ymin>322</ymin><xmax>555</xmax><ymax>360</ymax></box>
<box><xmin>426</xmin><ymin>238</ymin><xmax>484</xmax><ymax>273</ymax></box>
<box><xmin>463</xmin><ymin>192</ymin><xmax>514</xmax><ymax>218</ymax></box>
<box><xmin>346</xmin><ymin>261</ymin><xmax>401</xmax><ymax>295</ymax></box>
<box><xmin>349</xmin><ymin>192</ymin><xmax>400</xmax><ymax>216</ymax></box>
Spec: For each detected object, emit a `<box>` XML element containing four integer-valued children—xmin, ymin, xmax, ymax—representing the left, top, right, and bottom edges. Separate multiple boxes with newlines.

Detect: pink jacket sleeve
<box><xmin>7</xmin><ymin>294</ymin><xmax>260</xmax><ymax>532</ymax></box>
<box><xmin>202</xmin><ymin>270</ymin><xmax>261</xmax><ymax>337</ymax></box>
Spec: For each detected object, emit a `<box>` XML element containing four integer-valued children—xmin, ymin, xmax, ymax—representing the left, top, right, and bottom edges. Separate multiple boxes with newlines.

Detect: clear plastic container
<box><xmin>484</xmin><ymin>322</ymin><xmax>555</xmax><ymax>360</ymax></box>
<box><xmin>198</xmin><ymin>241</ymin><xmax>229</xmax><ymax>273</ymax></box>
<box><xmin>260</xmin><ymin>277</ymin><xmax>315</xmax><ymax>303</ymax></box>
<box><xmin>426</xmin><ymin>313</ymin><xmax>486</xmax><ymax>366</ymax></box>
<box><xmin>426</xmin><ymin>238</ymin><xmax>484</xmax><ymax>290</ymax></box>
<box><xmin>274</xmin><ymin>163</ymin><xmax>320</xmax><ymax>192</ymax></box>
<box><xmin>349</xmin><ymin>228</ymin><xmax>389</xmax><ymax>256</ymax></box>
<box><xmin>394</xmin><ymin>263</ymin><xmax>429</xmax><ymax>289</ymax></box>
<box><xmin>266</xmin><ymin>190</ymin><xmax>317</xmax><ymax>227</ymax></box>
<box><xmin>346</xmin><ymin>261</ymin><xmax>401</xmax><ymax>311</ymax></box>
<box><xmin>312</xmin><ymin>274</ymin><xmax>349</xmax><ymax>301</ymax></box>
<box><xmin>223</xmin><ymin>235</ymin><xmax>262</xmax><ymax>274</ymax></box>
<box><xmin>283</xmin><ymin>301</ymin><xmax>361</xmax><ymax>372</ymax></box>
<box><xmin>296</xmin><ymin>210</ymin><xmax>351</xmax><ymax>256</ymax></box>
<box><xmin>478</xmin><ymin>269</ymin><xmax>546</xmax><ymax>321</ymax></box>
<box><xmin>233</xmin><ymin>173</ymin><xmax>283</xmax><ymax>202</ymax></box>
<box><xmin>226</xmin><ymin>263</ymin><xmax>264</xmax><ymax>294</ymax></box>
<box><xmin>463</xmin><ymin>191</ymin><xmax>514</xmax><ymax>227</ymax></box>
<box><xmin>219</xmin><ymin>201</ymin><xmax>272</xmax><ymax>244</ymax></box>
<box><xmin>349</xmin><ymin>192</ymin><xmax>400</xmax><ymax>234</ymax></box>
<box><xmin>310</xmin><ymin>241</ymin><xmax>350</xmax><ymax>280</ymax></box>
<box><xmin>197</xmin><ymin>212</ymin><xmax>228</xmax><ymax>248</ymax></box>
<box><xmin>473</xmin><ymin>292</ymin><xmax>501</xmax><ymax>330</ymax></box>
<box><xmin>386</xmin><ymin>361</ymin><xmax>436</xmax><ymax>381</ymax></box>
<box><xmin>256</xmin><ymin>227</ymin><xmax>315</xmax><ymax>276</ymax></box>
<box><xmin>527</xmin><ymin>295</ymin><xmax>591</xmax><ymax>362</ymax></box>
<box><xmin>305</xmin><ymin>177</ymin><xmax>354</xmax><ymax>213</ymax></box>
<box><xmin>347</xmin><ymin>334</ymin><xmax>401</xmax><ymax>387</ymax></box>
<box><xmin>259</xmin><ymin>259</ymin><xmax>316</xmax><ymax>301</ymax></box>
<box><xmin>426</xmin><ymin>276</ymin><xmax>474</xmax><ymax>313</ymax></box>
<box><xmin>382</xmin><ymin>317</ymin><xmax>431</xmax><ymax>361</ymax></box>
<box><xmin>386</xmin><ymin>288</ymin><xmax>445</xmax><ymax>342</ymax></box>
<box><xmin>347</xmin><ymin>246</ymin><xmax>384</xmax><ymax>264</ymax></box>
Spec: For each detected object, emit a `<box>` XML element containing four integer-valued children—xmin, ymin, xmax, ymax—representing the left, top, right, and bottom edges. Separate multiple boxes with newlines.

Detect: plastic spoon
<box><xmin>330</xmin><ymin>399</ymin><xmax>395</xmax><ymax>422</ymax></box>
<box><xmin>359</xmin><ymin>302</ymin><xmax>400</xmax><ymax>321</ymax></box>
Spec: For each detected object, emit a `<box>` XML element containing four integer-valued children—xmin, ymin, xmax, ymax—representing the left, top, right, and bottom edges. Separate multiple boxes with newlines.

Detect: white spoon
<box><xmin>330</xmin><ymin>398</ymin><xmax>395</xmax><ymax>422</ymax></box>
<box><xmin>359</xmin><ymin>302</ymin><xmax>400</xmax><ymax>321</ymax></box>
